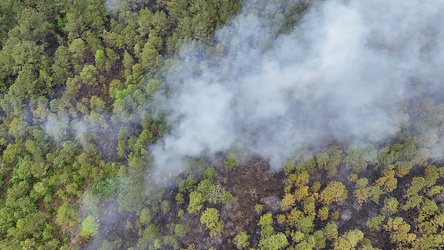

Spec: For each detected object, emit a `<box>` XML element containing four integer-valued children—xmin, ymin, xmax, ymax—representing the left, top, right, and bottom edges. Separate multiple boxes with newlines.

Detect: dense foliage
<box><xmin>1</xmin><ymin>0</ymin><xmax>444</xmax><ymax>249</ymax></box>
<box><xmin>0</xmin><ymin>0</ymin><xmax>243</xmax><ymax>248</ymax></box>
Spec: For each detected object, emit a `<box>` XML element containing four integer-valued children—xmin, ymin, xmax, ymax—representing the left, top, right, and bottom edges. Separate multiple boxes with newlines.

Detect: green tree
<box><xmin>174</xmin><ymin>224</ymin><xmax>189</xmax><ymax>236</ymax></box>
<box><xmin>259</xmin><ymin>212</ymin><xmax>275</xmax><ymax>237</ymax></box>
<box><xmin>51</xmin><ymin>45</ymin><xmax>71</xmax><ymax>85</ymax></box>
<box><xmin>366</xmin><ymin>215</ymin><xmax>385</xmax><ymax>231</ymax></box>
<box><xmin>319</xmin><ymin>181</ymin><xmax>348</xmax><ymax>206</ymax></box>
<box><xmin>150</xmin><ymin>11</ymin><xmax>169</xmax><ymax>36</ymax></box>
<box><xmin>80</xmin><ymin>215</ymin><xmax>99</xmax><ymax>237</ymax></box>
<box><xmin>200</xmin><ymin>208</ymin><xmax>223</xmax><ymax>237</ymax></box>
<box><xmin>234</xmin><ymin>231</ymin><xmax>250</xmax><ymax>249</ymax></box>
<box><xmin>381</xmin><ymin>196</ymin><xmax>399</xmax><ymax>216</ymax></box>
<box><xmin>394</xmin><ymin>162</ymin><xmax>412</xmax><ymax>177</ymax></box>
<box><xmin>80</xmin><ymin>65</ymin><xmax>98</xmax><ymax>86</ymax></box>
<box><xmin>281</xmin><ymin>193</ymin><xmax>295</xmax><ymax>211</ymax></box>
<box><xmin>258</xmin><ymin>232</ymin><xmax>289</xmax><ymax>250</ymax></box>
<box><xmin>402</xmin><ymin>194</ymin><xmax>423</xmax><ymax>211</ymax></box>
<box><xmin>166</xmin><ymin>0</ymin><xmax>190</xmax><ymax>22</ymax></box>
<box><xmin>140</xmin><ymin>41</ymin><xmax>160</xmax><ymax>71</ymax></box>
<box><xmin>333</xmin><ymin>230</ymin><xmax>364</xmax><ymax>250</ymax></box>
<box><xmin>296</xmin><ymin>216</ymin><xmax>314</xmax><ymax>234</ymax></box>
<box><xmin>375</xmin><ymin>170</ymin><xmax>398</xmax><ymax>193</ymax></box>
<box><xmin>324</xmin><ymin>146</ymin><xmax>342</xmax><ymax>178</ymax></box>
<box><xmin>406</xmin><ymin>177</ymin><xmax>426</xmax><ymax>197</ymax></box>
<box><xmin>188</xmin><ymin>191</ymin><xmax>204</xmax><ymax>213</ymax></box>
<box><xmin>318</xmin><ymin>206</ymin><xmax>329</xmax><ymax>221</ymax></box>
<box><xmin>65</xmin><ymin>0</ymin><xmax>106</xmax><ymax>41</ymax></box>
<box><xmin>418</xmin><ymin>198</ymin><xmax>438</xmax><ymax>222</ymax></box>
<box><xmin>384</xmin><ymin>217</ymin><xmax>416</xmax><ymax>246</ymax></box>
<box><xmin>316</xmin><ymin>152</ymin><xmax>329</xmax><ymax>170</ymax></box>
<box><xmin>55</xmin><ymin>203</ymin><xmax>78</xmax><ymax>228</ymax></box>
<box><xmin>354</xmin><ymin>178</ymin><xmax>371</xmax><ymax>204</ymax></box>
<box><xmin>94</xmin><ymin>49</ymin><xmax>105</xmax><ymax>69</ymax></box>
<box><xmin>137</xmin><ymin>224</ymin><xmax>160</xmax><ymax>249</ymax></box>
<box><xmin>68</xmin><ymin>38</ymin><xmax>87</xmax><ymax>63</ymax></box>
<box><xmin>99</xmin><ymin>239</ymin><xmax>122</xmax><ymax>250</ymax></box>
<box><xmin>323</xmin><ymin>222</ymin><xmax>338</xmax><ymax>240</ymax></box>
<box><xmin>139</xmin><ymin>208</ymin><xmax>152</xmax><ymax>226</ymax></box>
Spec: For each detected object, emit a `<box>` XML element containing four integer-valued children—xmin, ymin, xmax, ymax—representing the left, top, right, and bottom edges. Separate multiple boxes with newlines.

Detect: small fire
<box><xmin>175</xmin><ymin>168</ymin><xmax>192</xmax><ymax>177</ymax></box>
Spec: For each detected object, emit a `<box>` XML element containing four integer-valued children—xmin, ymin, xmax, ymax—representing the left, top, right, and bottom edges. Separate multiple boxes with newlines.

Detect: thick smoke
<box><xmin>151</xmin><ymin>0</ymin><xmax>443</xmax><ymax>172</ymax></box>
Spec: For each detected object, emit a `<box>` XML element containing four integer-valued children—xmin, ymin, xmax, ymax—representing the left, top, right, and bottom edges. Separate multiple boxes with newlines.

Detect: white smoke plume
<box><xmin>105</xmin><ymin>0</ymin><xmax>121</xmax><ymax>13</ymax></box>
<box><xmin>150</xmin><ymin>0</ymin><xmax>444</xmax><ymax>172</ymax></box>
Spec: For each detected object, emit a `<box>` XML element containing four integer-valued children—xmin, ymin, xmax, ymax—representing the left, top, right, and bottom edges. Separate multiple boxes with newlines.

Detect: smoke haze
<box><xmin>150</xmin><ymin>0</ymin><xmax>444</xmax><ymax>172</ymax></box>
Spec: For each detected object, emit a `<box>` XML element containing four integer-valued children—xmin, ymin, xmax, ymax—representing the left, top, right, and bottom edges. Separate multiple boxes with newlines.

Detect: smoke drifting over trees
<box><xmin>152</xmin><ymin>0</ymin><xmax>444</xmax><ymax>172</ymax></box>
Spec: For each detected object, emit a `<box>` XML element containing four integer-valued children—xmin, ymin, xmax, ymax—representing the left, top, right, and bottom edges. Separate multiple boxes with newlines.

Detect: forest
<box><xmin>1</xmin><ymin>0</ymin><xmax>444</xmax><ymax>249</ymax></box>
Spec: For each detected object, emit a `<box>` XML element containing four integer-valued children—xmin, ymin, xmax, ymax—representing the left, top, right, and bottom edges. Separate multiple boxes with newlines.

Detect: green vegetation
<box><xmin>200</xmin><ymin>208</ymin><xmax>223</xmax><ymax>237</ymax></box>
<box><xmin>80</xmin><ymin>216</ymin><xmax>99</xmax><ymax>238</ymax></box>
<box><xmin>234</xmin><ymin>231</ymin><xmax>250</xmax><ymax>249</ymax></box>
